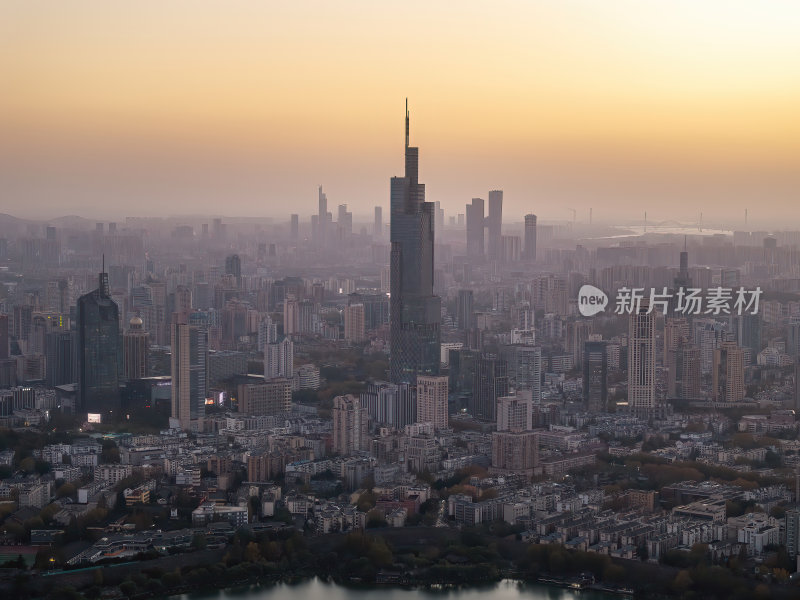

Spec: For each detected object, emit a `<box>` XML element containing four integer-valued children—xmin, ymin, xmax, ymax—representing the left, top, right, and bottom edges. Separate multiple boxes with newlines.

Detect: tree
<box><xmin>244</xmin><ymin>541</ymin><xmax>261</xmax><ymax>563</ymax></box>
<box><xmin>119</xmin><ymin>579</ymin><xmax>137</xmax><ymax>598</ymax></box>
<box><xmin>672</xmin><ymin>569</ymin><xmax>693</xmax><ymax>593</ymax></box>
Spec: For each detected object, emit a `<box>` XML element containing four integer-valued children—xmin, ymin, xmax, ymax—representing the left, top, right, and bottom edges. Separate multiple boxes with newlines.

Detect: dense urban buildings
<box><xmin>2</xmin><ymin>104</ymin><xmax>800</xmax><ymax>599</ymax></box>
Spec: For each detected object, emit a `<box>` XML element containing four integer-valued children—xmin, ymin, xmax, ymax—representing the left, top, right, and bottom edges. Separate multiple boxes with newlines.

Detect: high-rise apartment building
<box><xmin>668</xmin><ymin>340</ymin><xmax>701</xmax><ymax>400</ymax></box>
<box><xmin>264</xmin><ymin>336</ymin><xmax>294</xmax><ymax>379</ymax></box>
<box><xmin>628</xmin><ymin>301</ymin><xmax>656</xmax><ymax>416</ymax></box>
<box><xmin>389</xmin><ymin>101</ymin><xmax>441</xmax><ymax>383</ymax></box>
<box><xmin>713</xmin><ymin>341</ymin><xmax>745</xmax><ymax>403</ymax></box>
<box><xmin>360</xmin><ymin>381</ymin><xmax>415</xmax><ymax>428</ymax></box>
<box><xmin>283</xmin><ymin>295</ymin><xmax>299</xmax><ymax>336</ymax></box>
<box><xmin>77</xmin><ymin>269</ymin><xmax>120</xmax><ymax>417</ymax></box>
<box><xmin>332</xmin><ymin>394</ymin><xmax>368</xmax><ymax>456</ymax></box>
<box><xmin>238</xmin><ymin>377</ymin><xmax>292</xmax><ymax>416</ymax></box>
<box><xmin>496</xmin><ymin>392</ymin><xmax>533</xmax><ymax>432</ymax></box>
<box><xmin>170</xmin><ymin>321</ymin><xmax>207</xmax><ymax>430</ymax></box>
<box><xmin>491</xmin><ymin>430</ymin><xmax>538</xmax><ymax>477</ymax></box>
<box><xmin>416</xmin><ymin>375</ymin><xmax>449</xmax><ymax>429</ymax></box>
<box><xmin>344</xmin><ymin>303</ymin><xmax>366</xmax><ymax>342</ymax></box>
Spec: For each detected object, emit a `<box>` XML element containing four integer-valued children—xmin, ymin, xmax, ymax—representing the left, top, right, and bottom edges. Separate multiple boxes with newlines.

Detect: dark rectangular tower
<box><xmin>77</xmin><ymin>267</ymin><xmax>121</xmax><ymax>417</ymax></box>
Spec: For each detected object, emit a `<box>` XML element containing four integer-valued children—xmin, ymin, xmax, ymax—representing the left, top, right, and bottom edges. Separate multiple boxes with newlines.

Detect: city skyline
<box><xmin>3</xmin><ymin>2</ymin><xmax>800</xmax><ymax>224</ymax></box>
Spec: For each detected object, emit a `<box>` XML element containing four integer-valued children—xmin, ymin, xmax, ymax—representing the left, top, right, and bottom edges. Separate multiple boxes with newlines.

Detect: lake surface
<box><xmin>170</xmin><ymin>577</ymin><xmax>617</xmax><ymax>600</ymax></box>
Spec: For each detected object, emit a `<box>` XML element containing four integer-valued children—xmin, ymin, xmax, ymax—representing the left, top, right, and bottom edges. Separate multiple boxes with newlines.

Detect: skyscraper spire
<box><xmin>405</xmin><ymin>98</ymin><xmax>409</xmax><ymax>149</ymax></box>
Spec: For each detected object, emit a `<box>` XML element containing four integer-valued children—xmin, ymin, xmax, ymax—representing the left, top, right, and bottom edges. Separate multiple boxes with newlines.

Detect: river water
<box><xmin>170</xmin><ymin>577</ymin><xmax>617</xmax><ymax>600</ymax></box>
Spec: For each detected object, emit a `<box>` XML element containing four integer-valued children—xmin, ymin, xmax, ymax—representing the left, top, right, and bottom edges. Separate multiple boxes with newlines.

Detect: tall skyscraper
<box><xmin>583</xmin><ymin>340</ymin><xmax>608</xmax><ymax>413</ymax></box>
<box><xmin>389</xmin><ymin>101</ymin><xmax>441</xmax><ymax>383</ymax></box>
<box><xmin>466</xmin><ymin>197</ymin><xmax>485</xmax><ymax>258</ymax></box>
<box><xmin>77</xmin><ymin>268</ymin><xmax>121</xmax><ymax>417</ymax></box>
<box><xmin>524</xmin><ymin>214</ymin><xmax>537</xmax><ymax>261</ymax></box>
<box><xmin>668</xmin><ymin>340</ymin><xmax>701</xmax><ymax>400</ymax></box>
<box><xmin>713</xmin><ymin>341</ymin><xmax>745</xmax><ymax>403</ymax></box>
<box><xmin>123</xmin><ymin>316</ymin><xmax>150</xmax><ymax>381</ymax></box>
<box><xmin>628</xmin><ymin>301</ymin><xmax>656</xmax><ymax>416</ymax></box>
<box><xmin>332</xmin><ymin>394</ymin><xmax>368</xmax><ymax>456</ymax></box>
<box><xmin>170</xmin><ymin>320</ymin><xmax>207</xmax><ymax>430</ymax></box>
<box><xmin>416</xmin><ymin>375</ymin><xmax>449</xmax><ymax>430</ymax></box>
<box><xmin>290</xmin><ymin>214</ymin><xmax>299</xmax><ymax>240</ymax></box>
<box><xmin>487</xmin><ymin>190</ymin><xmax>503</xmax><ymax>260</ymax></box>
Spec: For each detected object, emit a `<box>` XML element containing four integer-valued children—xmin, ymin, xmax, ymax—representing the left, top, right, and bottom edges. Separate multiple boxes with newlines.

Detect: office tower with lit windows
<box><xmin>628</xmin><ymin>301</ymin><xmax>656</xmax><ymax>416</ymax></box>
<box><xmin>389</xmin><ymin>101</ymin><xmax>441</xmax><ymax>383</ymax></box>
<box><xmin>524</xmin><ymin>214</ymin><xmax>537</xmax><ymax>260</ymax></box>
<box><xmin>77</xmin><ymin>268</ymin><xmax>121</xmax><ymax>417</ymax></box>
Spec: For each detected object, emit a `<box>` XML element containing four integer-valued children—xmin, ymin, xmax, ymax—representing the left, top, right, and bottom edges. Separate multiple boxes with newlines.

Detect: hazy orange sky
<box><xmin>2</xmin><ymin>1</ymin><xmax>800</xmax><ymax>226</ymax></box>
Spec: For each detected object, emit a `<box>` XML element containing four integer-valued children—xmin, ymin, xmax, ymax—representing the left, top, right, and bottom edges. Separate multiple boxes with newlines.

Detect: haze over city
<box><xmin>5</xmin><ymin>4</ymin><xmax>800</xmax><ymax>600</ymax></box>
<box><xmin>2</xmin><ymin>1</ymin><xmax>800</xmax><ymax>224</ymax></box>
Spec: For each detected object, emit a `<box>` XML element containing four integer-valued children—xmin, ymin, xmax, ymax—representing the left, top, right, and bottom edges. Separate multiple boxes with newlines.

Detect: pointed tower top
<box><xmin>405</xmin><ymin>98</ymin><xmax>409</xmax><ymax>149</ymax></box>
